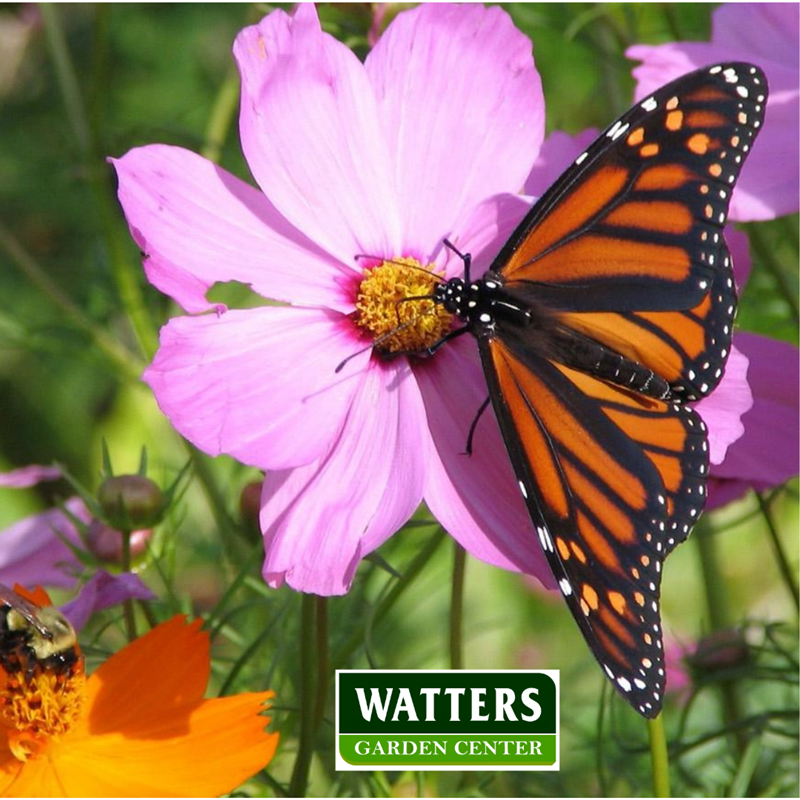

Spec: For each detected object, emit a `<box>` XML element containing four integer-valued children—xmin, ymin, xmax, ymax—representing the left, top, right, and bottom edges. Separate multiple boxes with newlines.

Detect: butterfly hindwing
<box><xmin>480</xmin><ymin>332</ymin><xmax>708</xmax><ymax>717</ymax></box>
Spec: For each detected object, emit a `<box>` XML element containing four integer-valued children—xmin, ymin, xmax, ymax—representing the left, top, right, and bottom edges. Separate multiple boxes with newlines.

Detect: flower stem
<box><xmin>289</xmin><ymin>593</ymin><xmax>317</xmax><ymax>798</ymax></box>
<box><xmin>40</xmin><ymin>3</ymin><xmax>91</xmax><ymax>156</ymax></box>
<box><xmin>120</xmin><ymin>529</ymin><xmax>137</xmax><ymax>642</ymax></box>
<box><xmin>694</xmin><ymin>520</ymin><xmax>747</xmax><ymax>755</ymax></box>
<box><xmin>313</xmin><ymin>596</ymin><xmax>329</xmax><ymax>731</ymax></box>
<box><xmin>41</xmin><ymin>3</ymin><xmax>158</xmax><ymax>361</ymax></box>
<box><xmin>748</xmin><ymin>224</ymin><xmax>800</xmax><ymax>325</ymax></box>
<box><xmin>647</xmin><ymin>714</ymin><xmax>671</xmax><ymax>797</ymax></box>
<box><xmin>755</xmin><ymin>491</ymin><xmax>799</xmax><ymax>611</ymax></box>
<box><xmin>450</xmin><ymin>542</ymin><xmax>466</xmax><ymax>670</ymax></box>
<box><xmin>201</xmin><ymin>66</ymin><xmax>241</xmax><ymax>164</ymax></box>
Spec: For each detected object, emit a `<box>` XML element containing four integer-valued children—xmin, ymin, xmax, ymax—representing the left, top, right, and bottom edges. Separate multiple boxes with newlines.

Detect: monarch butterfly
<box><xmin>432</xmin><ymin>63</ymin><xmax>767</xmax><ymax>718</ymax></box>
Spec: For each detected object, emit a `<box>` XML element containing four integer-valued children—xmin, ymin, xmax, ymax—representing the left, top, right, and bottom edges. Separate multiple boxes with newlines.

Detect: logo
<box><xmin>336</xmin><ymin>670</ymin><xmax>559</xmax><ymax>770</ymax></box>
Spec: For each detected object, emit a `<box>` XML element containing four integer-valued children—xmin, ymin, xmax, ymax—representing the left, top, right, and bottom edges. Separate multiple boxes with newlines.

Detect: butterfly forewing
<box><xmin>493</xmin><ymin>63</ymin><xmax>765</xmax><ymax>399</ymax></box>
<box><xmin>446</xmin><ymin>63</ymin><xmax>767</xmax><ymax>717</ymax></box>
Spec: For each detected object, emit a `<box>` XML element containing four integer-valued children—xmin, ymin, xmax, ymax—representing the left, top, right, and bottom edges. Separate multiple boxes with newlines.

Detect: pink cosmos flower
<box><xmin>113</xmin><ymin>4</ymin><xmax>553</xmax><ymax>596</ymax></box>
<box><xmin>112</xmin><ymin>5</ymin><xmax>753</xmax><ymax>597</ymax></box>
<box><xmin>627</xmin><ymin>2</ymin><xmax>799</xmax><ymax>220</ymax></box>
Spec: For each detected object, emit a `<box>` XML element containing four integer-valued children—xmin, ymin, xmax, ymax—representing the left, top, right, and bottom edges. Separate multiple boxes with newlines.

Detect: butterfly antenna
<box><xmin>443</xmin><ymin>238</ymin><xmax>471</xmax><ymax>282</ymax></box>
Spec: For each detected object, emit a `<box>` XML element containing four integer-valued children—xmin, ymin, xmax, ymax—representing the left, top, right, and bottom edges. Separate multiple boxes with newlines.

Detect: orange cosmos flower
<box><xmin>0</xmin><ymin>589</ymin><xmax>278</xmax><ymax>797</ymax></box>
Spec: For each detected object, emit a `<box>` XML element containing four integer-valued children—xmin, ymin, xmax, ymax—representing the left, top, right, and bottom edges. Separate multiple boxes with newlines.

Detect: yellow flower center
<box><xmin>355</xmin><ymin>257</ymin><xmax>453</xmax><ymax>354</ymax></box>
<box><xmin>0</xmin><ymin>664</ymin><xmax>86</xmax><ymax>761</ymax></box>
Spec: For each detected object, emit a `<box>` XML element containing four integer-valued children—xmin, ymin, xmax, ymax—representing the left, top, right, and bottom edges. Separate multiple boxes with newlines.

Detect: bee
<box><xmin>0</xmin><ymin>584</ymin><xmax>79</xmax><ymax>677</ymax></box>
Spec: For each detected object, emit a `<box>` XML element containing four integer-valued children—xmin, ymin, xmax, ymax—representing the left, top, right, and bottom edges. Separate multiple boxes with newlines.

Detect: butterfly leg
<box><xmin>464</xmin><ymin>395</ymin><xmax>491</xmax><ymax>456</ymax></box>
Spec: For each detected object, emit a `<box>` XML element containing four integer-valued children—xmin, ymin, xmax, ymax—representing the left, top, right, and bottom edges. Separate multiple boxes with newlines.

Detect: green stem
<box><xmin>289</xmin><ymin>594</ymin><xmax>317</xmax><ymax>798</ymax></box>
<box><xmin>647</xmin><ymin>714</ymin><xmax>671</xmax><ymax>797</ymax></box>
<box><xmin>201</xmin><ymin>66</ymin><xmax>241</xmax><ymax>164</ymax></box>
<box><xmin>42</xmin><ymin>3</ymin><xmax>158</xmax><ymax>361</ymax></box>
<box><xmin>694</xmin><ymin>521</ymin><xmax>747</xmax><ymax>754</ymax></box>
<box><xmin>40</xmin><ymin>3</ymin><xmax>92</xmax><ymax>157</ymax></box>
<box><xmin>755</xmin><ymin>492</ymin><xmax>800</xmax><ymax>611</ymax></box>
<box><xmin>450</xmin><ymin>543</ymin><xmax>466</xmax><ymax>670</ymax></box>
<box><xmin>313</xmin><ymin>596</ymin><xmax>329</xmax><ymax>731</ymax></box>
<box><xmin>120</xmin><ymin>529</ymin><xmax>137</xmax><ymax>642</ymax></box>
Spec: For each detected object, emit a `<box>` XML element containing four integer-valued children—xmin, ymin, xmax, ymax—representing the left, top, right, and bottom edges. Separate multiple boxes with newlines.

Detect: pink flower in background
<box><xmin>706</xmin><ymin>332</ymin><xmax>799</xmax><ymax>509</ymax></box>
<box><xmin>627</xmin><ymin>2</ymin><xmax>799</xmax><ymax>220</ymax></box>
<box><xmin>0</xmin><ymin>465</ymin><xmax>86</xmax><ymax>588</ymax></box>
<box><xmin>61</xmin><ymin>569</ymin><xmax>155</xmax><ymax>630</ymax></box>
<box><xmin>113</xmin><ymin>3</ymin><xmax>556</xmax><ymax>595</ymax></box>
<box><xmin>0</xmin><ymin>466</ymin><xmax>156</xmax><ymax>618</ymax></box>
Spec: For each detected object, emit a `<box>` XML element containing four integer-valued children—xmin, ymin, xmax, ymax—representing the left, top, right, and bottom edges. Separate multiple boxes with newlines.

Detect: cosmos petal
<box><xmin>694</xmin><ymin>344</ymin><xmax>752</xmax><ymax>465</ymax></box>
<box><xmin>144</xmin><ymin>306</ymin><xmax>368</xmax><ymax>470</ymax></box>
<box><xmin>112</xmin><ymin>145</ymin><xmax>355</xmax><ymax>314</ymax></box>
<box><xmin>260</xmin><ymin>360</ymin><xmax>429</xmax><ymax>595</ymax></box>
<box><xmin>234</xmin><ymin>4</ymin><xmax>401</xmax><ymax>263</ymax></box>
<box><xmin>366</xmin><ymin>2</ymin><xmax>545</xmax><ymax>256</ymax></box>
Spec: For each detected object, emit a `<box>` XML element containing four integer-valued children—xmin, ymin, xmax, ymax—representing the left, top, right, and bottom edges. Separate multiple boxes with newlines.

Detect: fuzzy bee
<box><xmin>0</xmin><ymin>584</ymin><xmax>79</xmax><ymax>677</ymax></box>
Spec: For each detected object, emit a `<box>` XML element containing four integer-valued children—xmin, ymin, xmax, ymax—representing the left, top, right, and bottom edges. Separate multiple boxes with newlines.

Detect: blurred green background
<box><xmin>0</xmin><ymin>3</ymin><xmax>797</xmax><ymax>797</ymax></box>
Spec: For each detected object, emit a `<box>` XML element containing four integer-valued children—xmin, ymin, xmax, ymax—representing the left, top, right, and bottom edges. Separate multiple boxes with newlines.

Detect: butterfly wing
<box><xmin>480</xmin><ymin>333</ymin><xmax>707</xmax><ymax>717</ymax></box>
<box><xmin>491</xmin><ymin>63</ymin><xmax>766</xmax><ymax>399</ymax></box>
<box><xmin>478</xmin><ymin>64</ymin><xmax>766</xmax><ymax>716</ymax></box>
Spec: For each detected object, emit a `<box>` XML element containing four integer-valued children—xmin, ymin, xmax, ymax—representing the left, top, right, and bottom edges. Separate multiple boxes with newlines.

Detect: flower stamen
<box><xmin>355</xmin><ymin>257</ymin><xmax>453</xmax><ymax>354</ymax></box>
<box><xmin>0</xmin><ymin>661</ymin><xmax>86</xmax><ymax>761</ymax></box>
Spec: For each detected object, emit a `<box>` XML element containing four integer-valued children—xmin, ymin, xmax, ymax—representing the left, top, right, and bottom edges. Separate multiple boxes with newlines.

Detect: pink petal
<box><xmin>693</xmin><ymin>345</ymin><xmax>752</xmax><ymax>465</ymax></box>
<box><xmin>0</xmin><ymin>497</ymin><xmax>89</xmax><ymax>589</ymax></box>
<box><xmin>61</xmin><ymin>570</ymin><xmax>155</xmax><ymax>631</ymax></box>
<box><xmin>727</xmin><ymin>227</ymin><xmax>752</xmax><ymax>288</ymax></box>
<box><xmin>111</xmin><ymin>145</ymin><xmax>354</xmax><ymax>314</ymax></box>
<box><xmin>0</xmin><ymin>465</ymin><xmax>62</xmax><ymax>488</ymax></box>
<box><xmin>627</xmin><ymin>4</ymin><xmax>799</xmax><ymax>220</ymax></box>
<box><xmin>417</xmin><ymin>337</ymin><xmax>555</xmax><ymax>588</ymax></box>
<box><xmin>233</xmin><ymin>4</ymin><xmax>401</xmax><ymax>264</ymax></box>
<box><xmin>144</xmin><ymin>306</ymin><xmax>369</xmax><ymax>470</ymax></box>
<box><xmin>523</xmin><ymin>129</ymin><xmax>599</xmax><ymax>198</ymax></box>
<box><xmin>260</xmin><ymin>361</ymin><xmax>429</xmax><ymax>595</ymax></box>
<box><xmin>365</xmin><ymin>3</ymin><xmax>545</xmax><ymax>256</ymax></box>
<box><xmin>707</xmin><ymin>332</ymin><xmax>798</xmax><ymax>509</ymax></box>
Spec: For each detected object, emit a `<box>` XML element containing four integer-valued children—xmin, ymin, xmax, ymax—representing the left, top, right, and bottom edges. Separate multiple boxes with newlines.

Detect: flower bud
<box><xmin>97</xmin><ymin>475</ymin><xmax>164</xmax><ymax>531</ymax></box>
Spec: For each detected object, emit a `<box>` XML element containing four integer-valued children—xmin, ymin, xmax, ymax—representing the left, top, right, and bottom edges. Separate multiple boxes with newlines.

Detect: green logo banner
<box><xmin>335</xmin><ymin>670</ymin><xmax>559</xmax><ymax>771</ymax></box>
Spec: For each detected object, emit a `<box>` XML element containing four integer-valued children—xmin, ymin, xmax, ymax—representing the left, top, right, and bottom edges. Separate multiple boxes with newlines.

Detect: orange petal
<box><xmin>0</xmin><ymin>756</ymin><xmax>67</xmax><ymax>797</ymax></box>
<box><xmin>50</xmin><ymin>694</ymin><xmax>278</xmax><ymax>797</ymax></box>
<box><xmin>79</xmin><ymin>616</ymin><xmax>209</xmax><ymax>735</ymax></box>
<box><xmin>10</xmin><ymin>585</ymin><xmax>50</xmax><ymax>607</ymax></box>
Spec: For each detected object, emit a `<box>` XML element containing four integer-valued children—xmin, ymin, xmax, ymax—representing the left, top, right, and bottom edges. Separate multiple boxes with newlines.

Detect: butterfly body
<box><xmin>434</xmin><ymin>63</ymin><xmax>767</xmax><ymax>717</ymax></box>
